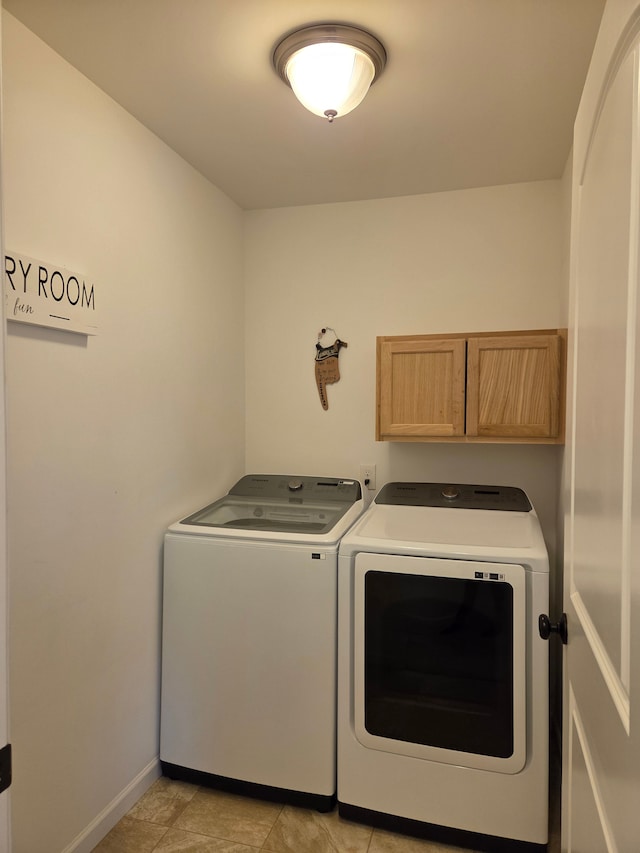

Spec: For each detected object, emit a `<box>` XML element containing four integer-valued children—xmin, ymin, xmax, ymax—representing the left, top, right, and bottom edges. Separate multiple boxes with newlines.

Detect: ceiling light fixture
<box><xmin>272</xmin><ymin>24</ymin><xmax>387</xmax><ymax>123</ymax></box>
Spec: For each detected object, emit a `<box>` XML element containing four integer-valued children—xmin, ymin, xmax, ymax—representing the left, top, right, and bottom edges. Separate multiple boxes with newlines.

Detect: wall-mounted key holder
<box><xmin>315</xmin><ymin>327</ymin><xmax>348</xmax><ymax>410</ymax></box>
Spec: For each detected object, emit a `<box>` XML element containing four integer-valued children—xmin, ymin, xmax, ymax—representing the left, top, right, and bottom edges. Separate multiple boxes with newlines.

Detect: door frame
<box><xmin>0</xmin><ymin>5</ymin><xmax>12</xmax><ymax>848</ymax></box>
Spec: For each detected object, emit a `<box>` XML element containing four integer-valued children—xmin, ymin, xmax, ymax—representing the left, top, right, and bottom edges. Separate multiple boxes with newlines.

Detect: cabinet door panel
<box><xmin>466</xmin><ymin>335</ymin><xmax>560</xmax><ymax>438</ymax></box>
<box><xmin>378</xmin><ymin>339</ymin><xmax>466</xmax><ymax>437</ymax></box>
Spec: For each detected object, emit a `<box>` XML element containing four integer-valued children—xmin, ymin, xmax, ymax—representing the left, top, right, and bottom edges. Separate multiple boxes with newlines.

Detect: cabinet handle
<box><xmin>538</xmin><ymin>613</ymin><xmax>568</xmax><ymax>645</ymax></box>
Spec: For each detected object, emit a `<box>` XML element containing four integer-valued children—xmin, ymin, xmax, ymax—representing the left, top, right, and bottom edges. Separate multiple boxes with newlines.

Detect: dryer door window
<box><xmin>353</xmin><ymin>553</ymin><xmax>527</xmax><ymax>774</ymax></box>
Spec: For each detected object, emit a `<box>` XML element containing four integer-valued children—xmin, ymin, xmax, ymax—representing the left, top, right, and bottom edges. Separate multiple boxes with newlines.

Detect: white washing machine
<box><xmin>337</xmin><ymin>482</ymin><xmax>549</xmax><ymax>852</ymax></box>
<box><xmin>160</xmin><ymin>474</ymin><xmax>364</xmax><ymax>810</ymax></box>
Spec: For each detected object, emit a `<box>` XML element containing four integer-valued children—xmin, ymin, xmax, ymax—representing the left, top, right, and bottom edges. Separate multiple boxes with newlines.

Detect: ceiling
<box><xmin>3</xmin><ymin>0</ymin><xmax>605</xmax><ymax>210</ymax></box>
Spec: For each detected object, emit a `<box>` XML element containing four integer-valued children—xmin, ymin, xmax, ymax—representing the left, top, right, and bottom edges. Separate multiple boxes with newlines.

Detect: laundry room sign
<box><xmin>4</xmin><ymin>251</ymin><xmax>98</xmax><ymax>335</ymax></box>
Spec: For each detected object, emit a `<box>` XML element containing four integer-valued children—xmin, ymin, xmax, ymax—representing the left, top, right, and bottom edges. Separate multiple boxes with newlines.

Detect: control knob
<box><xmin>441</xmin><ymin>486</ymin><xmax>459</xmax><ymax>500</ymax></box>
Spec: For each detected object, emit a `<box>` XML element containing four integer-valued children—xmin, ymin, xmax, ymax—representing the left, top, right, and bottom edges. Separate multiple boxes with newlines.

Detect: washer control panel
<box><xmin>229</xmin><ymin>474</ymin><xmax>362</xmax><ymax>503</ymax></box>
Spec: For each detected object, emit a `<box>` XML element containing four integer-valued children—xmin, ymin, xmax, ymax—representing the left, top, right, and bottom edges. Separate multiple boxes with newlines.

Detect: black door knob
<box><xmin>538</xmin><ymin>613</ymin><xmax>568</xmax><ymax>645</ymax></box>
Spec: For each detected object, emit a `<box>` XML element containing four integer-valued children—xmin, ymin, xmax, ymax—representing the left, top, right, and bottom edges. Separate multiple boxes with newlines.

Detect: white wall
<box><xmin>2</xmin><ymin>13</ymin><xmax>245</xmax><ymax>853</ymax></box>
<box><xmin>559</xmin><ymin>152</ymin><xmax>574</xmax><ymax>328</ymax></box>
<box><xmin>244</xmin><ymin>181</ymin><xmax>565</xmax><ymax>563</ymax></box>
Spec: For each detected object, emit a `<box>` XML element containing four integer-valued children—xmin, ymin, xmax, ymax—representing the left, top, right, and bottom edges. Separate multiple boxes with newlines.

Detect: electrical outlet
<box><xmin>360</xmin><ymin>464</ymin><xmax>376</xmax><ymax>491</ymax></box>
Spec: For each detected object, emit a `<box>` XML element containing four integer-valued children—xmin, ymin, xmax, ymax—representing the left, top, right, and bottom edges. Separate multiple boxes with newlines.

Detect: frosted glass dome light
<box><xmin>273</xmin><ymin>24</ymin><xmax>387</xmax><ymax>122</ymax></box>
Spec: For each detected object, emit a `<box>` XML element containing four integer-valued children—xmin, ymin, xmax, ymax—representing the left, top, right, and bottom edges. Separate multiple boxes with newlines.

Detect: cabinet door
<box><xmin>466</xmin><ymin>334</ymin><xmax>561</xmax><ymax>438</ymax></box>
<box><xmin>377</xmin><ymin>338</ymin><xmax>466</xmax><ymax>438</ymax></box>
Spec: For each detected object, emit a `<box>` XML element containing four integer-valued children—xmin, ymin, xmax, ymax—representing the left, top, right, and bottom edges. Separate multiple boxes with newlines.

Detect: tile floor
<box><xmin>92</xmin><ymin>771</ymin><xmax>561</xmax><ymax>853</ymax></box>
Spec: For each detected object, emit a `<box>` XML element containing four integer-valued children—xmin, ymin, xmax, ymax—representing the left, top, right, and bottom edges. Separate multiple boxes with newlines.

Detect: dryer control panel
<box><xmin>375</xmin><ymin>482</ymin><xmax>531</xmax><ymax>512</ymax></box>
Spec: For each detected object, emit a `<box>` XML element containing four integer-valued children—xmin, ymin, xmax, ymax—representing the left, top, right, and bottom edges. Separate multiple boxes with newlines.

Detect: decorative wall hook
<box><xmin>315</xmin><ymin>327</ymin><xmax>348</xmax><ymax>410</ymax></box>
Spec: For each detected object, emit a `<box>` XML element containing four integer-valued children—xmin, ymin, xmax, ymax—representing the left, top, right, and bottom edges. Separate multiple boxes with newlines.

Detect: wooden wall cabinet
<box><xmin>376</xmin><ymin>329</ymin><xmax>566</xmax><ymax>443</ymax></box>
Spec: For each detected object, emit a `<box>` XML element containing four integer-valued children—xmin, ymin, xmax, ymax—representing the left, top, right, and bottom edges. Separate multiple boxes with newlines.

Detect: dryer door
<box><xmin>354</xmin><ymin>552</ymin><xmax>527</xmax><ymax>773</ymax></box>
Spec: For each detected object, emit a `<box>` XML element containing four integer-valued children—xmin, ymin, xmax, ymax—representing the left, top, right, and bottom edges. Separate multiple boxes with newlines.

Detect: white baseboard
<box><xmin>60</xmin><ymin>757</ymin><xmax>161</xmax><ymax>853</ymax></box>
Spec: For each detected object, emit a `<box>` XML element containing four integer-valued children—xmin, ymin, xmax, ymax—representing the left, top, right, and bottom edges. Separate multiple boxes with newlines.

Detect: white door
<box><xmin>0</xmin><ymin>9</ymin><xmax>11</xmax><ymax>850</ymax></box>
<box><xmin>564</xmin><ymin>1</ymin><xmax>640</xmax><ymax>850</ymax></box>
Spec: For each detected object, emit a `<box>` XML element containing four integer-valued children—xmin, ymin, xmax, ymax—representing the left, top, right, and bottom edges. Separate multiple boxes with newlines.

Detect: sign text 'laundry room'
<box><xmin>4</xmin><ymin>251</ymin><xmax>98</xmax><ymax>335</ymax></box>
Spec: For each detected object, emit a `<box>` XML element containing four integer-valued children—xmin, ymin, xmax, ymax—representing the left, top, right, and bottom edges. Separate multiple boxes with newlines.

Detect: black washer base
<box><xmin>161</xmin><ymin>761</ymin><xmax>335</xmax><ymax>813</ymax></box>
<box><xmin>338</xmin><ymin>802</ymin><xmax>548</xmax><ymax>853</ymax></box>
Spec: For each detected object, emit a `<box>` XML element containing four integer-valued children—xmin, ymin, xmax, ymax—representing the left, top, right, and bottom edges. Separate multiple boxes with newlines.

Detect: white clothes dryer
<box><xmin>161</xmin><ymin>474</ymin><xmax>364</xmax><ymax>811</ymax></box>
<box><xmin>337</xmin><ymin>482</ymin><xmax>549</xmax><ymax>852</ymax></box>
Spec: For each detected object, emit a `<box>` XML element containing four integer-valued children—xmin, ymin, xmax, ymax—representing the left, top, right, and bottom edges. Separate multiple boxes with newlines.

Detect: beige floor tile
<box><xmin>153</xmin><ymin>827</ymin><xmax>260</xmax><ymax>851</ymax></box>
<box><xmin>368</xmin><ymin>828</ymin><xmax>481</xmax><ymax>853</ymax></box>
<box><xmin>173</xmin><ymin>788</ymin><xmax>282</xmax><ymax>847</ymax></box>
<box><xmin>91</xmin><ymin>816</ymin><xmax>168</xmax><ymax>853</ymax></box>
<box><xmin>262</xmin><ymin>805</ymin><xmax>372</xmax><ymax>853</ymax></box>
<box><xmin>128</xmin><ymin>777</ymin><xmax>200</xmax><ymax>825</ymax></box>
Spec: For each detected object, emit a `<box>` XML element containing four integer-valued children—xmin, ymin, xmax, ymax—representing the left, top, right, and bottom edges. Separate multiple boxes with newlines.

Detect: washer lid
<box><xmin>178</xmin><ymin>474</ymin><xmax>362</xmax><ymax>535</ymax></box>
